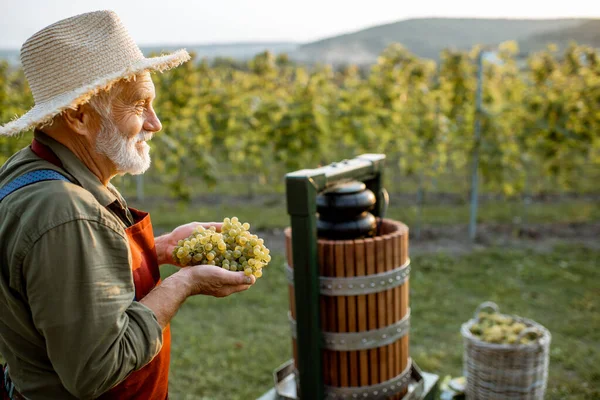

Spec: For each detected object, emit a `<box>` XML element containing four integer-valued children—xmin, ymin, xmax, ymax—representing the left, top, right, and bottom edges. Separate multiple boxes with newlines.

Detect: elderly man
<box><xmin>0</xmin><ymin>10</ymin><xmax>255</xmax><ymax>400</ymax></box>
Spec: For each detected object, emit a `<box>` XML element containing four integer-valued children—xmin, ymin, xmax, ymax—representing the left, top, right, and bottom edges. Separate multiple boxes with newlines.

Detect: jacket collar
<box><xmin>33</xmin><ymin>129</ymin><xmax>121</xmax><ymax>208</ymax></box>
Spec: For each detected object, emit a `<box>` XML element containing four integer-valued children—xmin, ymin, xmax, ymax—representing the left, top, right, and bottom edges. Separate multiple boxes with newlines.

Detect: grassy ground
<box><xmin>2</xmin><ymin>194</ymin><xmax>597</xmax><ymax>399</ymax></box>
<box><xmin>163</xmin><ymin>244</ymin><xmax>600</xmax><ymax>400</ymax></box>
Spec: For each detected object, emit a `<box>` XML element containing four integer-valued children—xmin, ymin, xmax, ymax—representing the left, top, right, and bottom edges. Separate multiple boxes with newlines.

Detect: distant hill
<box><xmin>0</xmin><ymin>49</ymin><xmax>20</xmax><ymax>65</ymax></box>
<box><xmin>0</xmin><ymin>42</ymin><xmax>299</xmax><ymax>65</ymax></box>
<box><xmin>519</xmin><ymin>20</ymin><xmax>600</xmax><ymax>54</ymax></box>
<box><xmin>142</xmin><ymin>42</ymin><xmax>298</xmax><ymax>61</ymax></box>
<box><xmin>291</xmin><ymin>18</ymin><xmax>600</xmax><ymax>64</ymax></box>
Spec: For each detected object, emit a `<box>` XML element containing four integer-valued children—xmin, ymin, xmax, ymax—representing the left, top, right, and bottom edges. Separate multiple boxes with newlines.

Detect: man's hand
<box><xmin>141</xmin><ymin>265</ymin><xmax>255</xmax><ymax>328</ymax></box>
<box><xmin>155</xmin><ymin>222</ymin><xmax>223</xmax><ymax>266</ymax></box>
<box><xmin>178</xmin><ymin>265</ymin><xmax>256</xmax><ymax>298</ymax></box>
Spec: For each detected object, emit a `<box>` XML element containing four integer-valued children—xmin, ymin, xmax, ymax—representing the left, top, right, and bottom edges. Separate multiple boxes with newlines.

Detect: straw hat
<box><xmin>0</xmin><ymin>10</ymin><xmax>191</xmax><ymax>136</ymax></box>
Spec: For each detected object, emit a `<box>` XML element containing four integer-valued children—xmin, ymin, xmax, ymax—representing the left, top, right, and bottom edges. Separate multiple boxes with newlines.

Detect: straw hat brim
<box><xmin>0</xmin><ymin>49</ymin><xmax>191</xmax><ymax>137</ymax></box>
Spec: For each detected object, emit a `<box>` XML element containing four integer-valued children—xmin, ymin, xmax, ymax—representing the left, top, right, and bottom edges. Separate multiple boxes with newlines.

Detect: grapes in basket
<box><xmin>469</xmin><ymin>311</ymin><xmax>542</xmax><ymax>345</ymax></box>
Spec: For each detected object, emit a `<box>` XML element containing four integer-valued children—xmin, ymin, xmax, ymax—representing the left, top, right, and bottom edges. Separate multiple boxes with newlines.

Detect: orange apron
<box><xmin>30</xmin><ymin>139</ymin><xmax>172</xmax><ymax>399</ymax></box>
<box><xmin>98</xmin><ymin>208</ymin><xmax>171</xmax><ymax>399</ymax></box>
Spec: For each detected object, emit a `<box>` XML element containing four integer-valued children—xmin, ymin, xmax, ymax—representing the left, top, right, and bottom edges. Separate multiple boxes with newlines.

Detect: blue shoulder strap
<box><xmin>0</xmin><ymin>169</ymin><xmax>71</xmax><ymax>203</ymax></box>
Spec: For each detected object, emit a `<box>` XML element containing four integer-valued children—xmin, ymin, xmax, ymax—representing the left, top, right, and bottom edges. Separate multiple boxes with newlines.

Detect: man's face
<box><xmin>94</xmin><ymin>72</ymin><xmax>162</xmax><ymax>175</ymax></box>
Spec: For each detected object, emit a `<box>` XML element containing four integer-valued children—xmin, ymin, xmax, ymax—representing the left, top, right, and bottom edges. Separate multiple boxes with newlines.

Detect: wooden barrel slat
<box><xmin>335</xmin><ymin>242</ymin><xmax>349</xmax><ymax>387</ymax></box>
<box><xmin>399</xmin><ymin>229</ymin><xmax>409</xmax><ymax>398</ymax></box>
<box><xmin>401</xmin><ymin>227</ymin><xmax>409</xmax><ymax>375</ymax></box>
<box><xmin>286</xmin><ymin>220</ymin><xmax>410</xmax><ymax>398</ymax></box>
<box><xmin>393</xmin><ymin>233</ymin><xmax>402</xmax><ymax>400</ymax></box>
<box><xmin>365</xmin><ymin>239</ymin><xmax>379</xmax><ymax>385</ymax></box>
<box><xmin>374</xmin><ymin>237</ymin><xmax>388</xmax><ymax>382</ymax></box>
<box><xmin>318</xmin><ymin>241</ymin><xmax>327</xmax><ymax>328</ymax></box>
<box><xmin>385</xmin><ymin>235</ymin><xmax>395</xmax><ymax>387</ymax></box>
<box><xmin>354</xmin><ymin>241</ymin><xmax>370</xmax><ymax>387</ymax></box>
<box><xmin>344</xmin><ymin>241</ymin><xmax>360</xmax><ymax>387</ymax></box>
<box><xmin>401</xmin><ymin>277</ymin><xmax>410</xmax><ymax>373</ymax></box>
<box><xmin>318</xmin><ymin>240</ymin><xmax>329</xmax><ymax>384</ymax></box>
<box><xmin>325</xmin><ymin>241</ymin><xmax>339</xmax><ymax>387</ymax></box>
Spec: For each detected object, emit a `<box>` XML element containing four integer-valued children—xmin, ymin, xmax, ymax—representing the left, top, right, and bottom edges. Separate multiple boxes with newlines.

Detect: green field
<box><xmin>163</xmin><ymin>244</ymin><xmax>600</xmax><ymax>400</ymax></box>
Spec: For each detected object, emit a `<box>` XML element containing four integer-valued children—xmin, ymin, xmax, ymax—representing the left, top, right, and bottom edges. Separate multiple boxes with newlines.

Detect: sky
<box><xmin>1</xmin><ymin>0</ymin><xmax>599</xmax><ymax>48</ymax></box>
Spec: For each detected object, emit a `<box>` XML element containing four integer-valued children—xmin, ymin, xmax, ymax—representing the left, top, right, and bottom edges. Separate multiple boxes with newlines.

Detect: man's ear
<box><xmin>61</xmin><ymin>103</ymin><xmax>99</xmax><ymax>137</ymax></box>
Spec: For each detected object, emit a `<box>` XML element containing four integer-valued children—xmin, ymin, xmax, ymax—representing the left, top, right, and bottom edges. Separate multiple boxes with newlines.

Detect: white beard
<box><xmin>95</xmin><ymin>117</ymin><xmax>152</xmax><ymax>175</ymax></box>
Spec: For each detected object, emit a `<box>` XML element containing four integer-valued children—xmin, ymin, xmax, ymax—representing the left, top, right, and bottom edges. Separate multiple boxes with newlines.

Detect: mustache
<box><xmin>136</xmin><ymin>131</ymin><xmax>153</xmax><ymax>142</ymax></box>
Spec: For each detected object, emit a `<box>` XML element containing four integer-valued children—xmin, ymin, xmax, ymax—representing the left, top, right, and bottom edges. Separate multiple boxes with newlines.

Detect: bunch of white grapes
<box><xmin>172</xmin><ymin>217</ymin><xmax>271</xmax><ymax>278</ymax></box>
<box><xmin>469</xmin><ymin>312</ymin><xmax>541</xmax><ymax>345</ymax></box>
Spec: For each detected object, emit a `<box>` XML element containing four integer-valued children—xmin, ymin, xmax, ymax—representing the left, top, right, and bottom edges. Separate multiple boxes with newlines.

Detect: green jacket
<box><xmin>0</xmin><ymin>131</ymin><xmax>163</xmax><ymax>399</ymax></box>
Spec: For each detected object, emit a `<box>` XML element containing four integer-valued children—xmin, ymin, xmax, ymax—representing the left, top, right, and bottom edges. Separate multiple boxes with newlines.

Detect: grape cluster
<box><xmin>469</xmin><ymin>312</ymin><xmax>541</xmax><ymax>345</ymax></box>
<box><xmin>172</xmin><ymin>217</ymin><xmax>271</xmax><ymax>278</ymax></box>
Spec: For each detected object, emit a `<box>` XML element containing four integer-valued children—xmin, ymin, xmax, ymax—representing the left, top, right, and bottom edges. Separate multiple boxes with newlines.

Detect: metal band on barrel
<box><xmin>324</xmin><ymin>359</ymin><xmax>413</xmax><ymax>399</ymax></box>
<box><xmin>285</xmin><ymin>259</ymin><xmax>410</xmax><ymax>296</ymax></box>
<box><xmin>289</xmin><ymin>309</ymin><xmax>410</xmax><ymax>351</ymax></box>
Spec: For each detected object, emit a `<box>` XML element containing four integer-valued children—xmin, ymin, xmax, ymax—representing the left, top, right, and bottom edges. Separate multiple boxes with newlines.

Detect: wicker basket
<box><xmin>461</xmin><ymin>302</ymin><xmax>551</xmax><ymax>400</ymax></box>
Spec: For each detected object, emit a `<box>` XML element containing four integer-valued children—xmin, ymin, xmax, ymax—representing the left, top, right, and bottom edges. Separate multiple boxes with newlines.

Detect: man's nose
<box><xmin>143</xmin><ymin>105</ymin><xmax>162</xmax><ymax>133</ymax></box>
